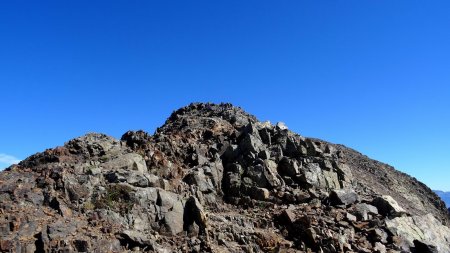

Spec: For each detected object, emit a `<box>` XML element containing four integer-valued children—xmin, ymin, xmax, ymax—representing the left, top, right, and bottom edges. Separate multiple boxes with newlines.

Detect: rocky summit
<box><xmin>1</xmin><ymin>103</ymin><xmax>449</xmax><ymax>253</ymax></box>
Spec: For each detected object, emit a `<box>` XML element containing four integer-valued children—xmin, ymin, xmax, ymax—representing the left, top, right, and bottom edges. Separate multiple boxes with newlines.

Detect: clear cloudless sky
<box><xmin>1</xmin><ymin>1</ymin><xmax>449</xmax><ymax>190</ymax></box>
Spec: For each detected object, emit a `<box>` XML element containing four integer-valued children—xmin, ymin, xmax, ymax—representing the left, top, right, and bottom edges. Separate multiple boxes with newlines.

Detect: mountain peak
<box><xmin>1</xmin><ymin>103</ymin><xmax>449</xmax><ymax>252</ymax></box>
<box><xmin>167</xmin><ymin>102</ymin><xmax>256</xmax><ymax>124</ymax></box>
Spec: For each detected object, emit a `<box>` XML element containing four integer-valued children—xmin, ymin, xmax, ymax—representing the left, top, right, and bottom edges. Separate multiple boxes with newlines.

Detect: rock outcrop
<box><xmin>0</xmin><ymin>102</ymin><xmax>449</xmax><ymax>252</ymax></box>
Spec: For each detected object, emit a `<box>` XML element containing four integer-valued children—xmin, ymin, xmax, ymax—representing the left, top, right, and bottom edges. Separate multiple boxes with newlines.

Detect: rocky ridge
<box><xmin>1</xmin><ymin>102</ymin><xmax>449</xmax><ymax>252</ymax></box>
<box><xmin>434</xmin><ymin>191</ymin><xmax>450</xmax><ymax>207</ymax></box>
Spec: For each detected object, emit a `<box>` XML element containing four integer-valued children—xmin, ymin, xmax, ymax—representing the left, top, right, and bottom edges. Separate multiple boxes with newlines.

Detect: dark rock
<box><xmin>258</xmin><ymin>128</ymin><xmax>272</xmax><ymax>146</ymax></box>
<box><xmin>184</xmin><ymin>196</ymin><xmax>208</xmax><ymax>235</ymax></box>
<box><xmin>73</xmin><ymin>240</ymin><xmax>90</xmax><ymax>252</ymax></box>
<box><xmin>277</xmin><ymin>157</ymin><xmax>300</xmax><ymax>177</ymax></box>
<box><xmin>245</xmin><ymin>164</ymin><xmax>270</xmax><ymax>188</ymax></box>
<box><xmin>223</xmin><ymin>172</ymin><xmax>241</xmax><ymax>197</ymax></box>
<box><xmin>329</xmin><ymin>189</ymin><xmax>359</xmax><ymax>206</ymax></box>
<box><xmin>277</xmin><ymin>209</ymin><xmax>296</xmax><ymax>226</ymax></box>
<box><xmin>413</xmin><ymin>240</ymin><xmax>438</xmax><ymax>253</ymax></box>
<box><xmin>263</xmin><ymin>160</ymin><xmax>282</xmax><ymax>188</ymax></box>
<box><xmin>183</xmin><ymin>167</ymin><xmax>215</xmax><ymax>193</ymax></box>
<box><xmin>306</xmin><ymin>139</ymin><xmax>323</xmax><ymax>156</ymax></box>
<box><xmin>239</xmin><ymin>134</ymin><xmax>264</xmax><ymax>154</ymax></box>
<box><xmin>250</xmin><ymin>187</ymin><xmax>270</xmax><ymax>201</ymax></box>
<box><xmin>372</xmin><ymin>195</ymin><xmax>406</xmax><ymax>217</ymax></box>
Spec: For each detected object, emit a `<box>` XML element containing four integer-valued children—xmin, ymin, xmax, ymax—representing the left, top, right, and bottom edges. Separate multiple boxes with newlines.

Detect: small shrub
<box><xmin>99</xmin><ymin>156</ymin><xmax>109</xmax><ymax>162</ymax></box>
<box><xmin>83</xmin><ymin>201</ymin><xmax>95</xmax><ymax>210</ymax></box>
<box><xmin>93</xmin><ymin>184</ymin><xmax>134</xmax><ymax>215</ymax></box>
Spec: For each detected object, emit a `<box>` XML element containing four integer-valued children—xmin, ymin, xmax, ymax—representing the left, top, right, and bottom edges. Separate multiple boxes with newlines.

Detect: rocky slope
<box><xmin>434</xmin><ymin>191</ymin><xmax>450</xmax><ymax>207</ymax></box>
<box><xmin>1</xmin><ymin>102</ymin><xmax>449</xmax><ymax>253</ymax></box>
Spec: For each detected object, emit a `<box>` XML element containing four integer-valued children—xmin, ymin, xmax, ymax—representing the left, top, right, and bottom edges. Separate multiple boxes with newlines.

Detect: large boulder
<box><xmin>184</xmin><ymin>196</ymin><xmax>208</xmax><ymax>235</ymax></box>
<box><xmin>329</xmin><ymin>189</ymin><xmax>359</xmax><ymax>206</ymax></box>
<box><xmin>102</xmin><ymin>153</ymin><xmax>147</xmax><ymax>173</ymax></box>
<box><xmin>277</xmin><ymin>157</ymin><xmax>300</xmax><ymax>177</ymax></box>
<box><xmin>239</xmin><ymin>134</ymin><xmax>264</xmax><ymax>154</ymax></box>
<box><xmin>300</xmin><ymin>163</ymin><xmax>341</xmax><ymax>189</ymax></box>
<box><xmin>372</xmin><ymin>195</ymin><xmax>406</xmax><ymax>217</ymax></box>
<box><xmin>354</xmin><ymin>203</ymin><xmax>378</xmax><ymax>221</ymax></box>
<box><xmin>385</xmin><ymin>214</ymin><xmax>450</xmax><ymax>252</ymax></box>
<box><xmin>156</xmin><ymin>190</ymin><xmax>185</xmax><ymax>236</ymax></box>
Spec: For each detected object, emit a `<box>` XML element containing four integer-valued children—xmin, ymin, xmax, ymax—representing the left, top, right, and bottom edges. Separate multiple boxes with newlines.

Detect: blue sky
<box><xmin>1</xmin><ymin>1</ymin><xmax>449</xmax><ymax>190</ymax></box>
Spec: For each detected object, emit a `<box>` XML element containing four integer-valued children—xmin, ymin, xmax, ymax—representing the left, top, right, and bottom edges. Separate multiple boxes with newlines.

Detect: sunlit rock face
<box><xmin>0</xmin><ymin>102</ymin><xmax>449</xmax><ymax>252</ymax></box>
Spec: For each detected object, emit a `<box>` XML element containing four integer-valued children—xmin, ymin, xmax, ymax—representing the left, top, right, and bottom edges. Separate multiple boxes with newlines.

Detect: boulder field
<box><xmin>1</xmin><ymin>103</ymin><xmax>449</xmax><ymax>252</ymax></box>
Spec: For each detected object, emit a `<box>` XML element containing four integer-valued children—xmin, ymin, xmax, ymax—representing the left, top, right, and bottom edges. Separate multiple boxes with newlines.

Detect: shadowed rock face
<box><xmin>1</xmin><ymin>102</ymin><xmax>449</xmax><ymax>252</ymax></box>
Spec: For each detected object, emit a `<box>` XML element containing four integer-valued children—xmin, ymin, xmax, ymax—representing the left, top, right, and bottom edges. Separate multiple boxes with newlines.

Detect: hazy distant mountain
<box><xmin>434</xmin><ymin>190</ymin><xmax>450</xmax><ymax>207</ymax></box>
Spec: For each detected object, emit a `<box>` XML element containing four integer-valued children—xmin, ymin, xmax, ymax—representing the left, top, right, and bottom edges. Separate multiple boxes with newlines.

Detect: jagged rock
<box><xmin>278</xmin><ymin>157</ymin><xmax>300</xmax><ymax>177</ymax></box>
<box><xmin>413</xmin><ymin>239</ymin><xmax>438</xmax><ymax>253</ymax></box>
<box><xmin>276</xmin><ymin>122</ymin><xmax>288</xmax><ymax>131</ymax></box>
<box><xmin>47</xmin><ymin>220</ymin><xmax>78</xmax><ymax>240</ymax></box>
<box><xmin>65</xmin><ymin>133</ymin><xmax>121</xmax><ymax>158</ymax></box>
<box><xmin>306</xmin><ymin>139</ymin><xmax>323</xmax><ymax>156</ymax></box>
<box><xmin>240</xmin><ymin>134</ymin><xmax>264</xmax><ymax>154</ymax></box>
<box><xmin>278</xmin><ymin>209</ymin><xmax>296</xmax><ymax>226</ymax></box>
<box><xmin>1</xmin><ymin>103</ymin><xmax>449</xmax><ymax>252</ymax></box>
<box><xmin>334</xmin><ymin>162</ymin><xmax>353</xmax><ymax>188</ymax></box>
<box><xmin>184</xmin><ymin>196</ymin><xmax>208</xmax><ymax>235</ymax></box>
<box><xmin>183</xmin><ymin>167</ymin><xmax>215</xmax><ymax>193</ymax></box>
<box><xmin>355</xmin><ymin>203</ymin><xmax>379</xmax><ymax>220</ymax></box>
<box><xmin>208</xmin><ymin>160</ymin><xmax>224</xmax><ymax>190</ymax></box>
<box><xmin>280</xmin><ymin>134</ymin><xmax>305</xmax><ymax>158</ymax></box>
<box><xmin>261</xmin><ymin>160</ymin><xmax>282</xmax><ymax>187</ymax></box>
<box><xmin>372</xmin><ymin>195</ymin><xmax>406</xmax><ymax>217</ymax></box>
<box><xmin>300</xmin><ymin>162</ymin><xmax>342</xmax><ymax>189</ymax></box>
<box><xmin>329</xmin><ymin>189</ymin><xmax>359</xmax><ymax>206</ymax></box>
<box><xmin>246</xmin><ymin>164</ymin><xmax>270</xmax><ymax>188</ymax></box>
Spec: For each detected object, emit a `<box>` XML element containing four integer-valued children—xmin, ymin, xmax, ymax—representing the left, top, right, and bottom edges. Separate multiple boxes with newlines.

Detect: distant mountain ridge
<box><xmin>434</xmin><ymin>190</ymin><xmax>450</xmax><ymax>207</ymax></box>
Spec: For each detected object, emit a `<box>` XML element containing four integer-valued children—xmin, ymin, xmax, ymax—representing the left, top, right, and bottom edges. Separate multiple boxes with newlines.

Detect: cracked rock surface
<box><xmin>1</xmin><ymin>102</ymin><xmax>449</xmax><ymax>252</ymax></box>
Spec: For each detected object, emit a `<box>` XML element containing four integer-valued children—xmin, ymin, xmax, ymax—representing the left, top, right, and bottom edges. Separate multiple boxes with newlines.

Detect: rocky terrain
<box><xmin>434</xmin><ymin>191</ymin><xmax>450</xmax><ymax>207</ymax></box>
<box><xmin>1</xmin><ymin>102</ymin><xmax>449</xmax><ymax>253</ymax></box>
